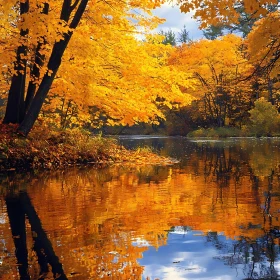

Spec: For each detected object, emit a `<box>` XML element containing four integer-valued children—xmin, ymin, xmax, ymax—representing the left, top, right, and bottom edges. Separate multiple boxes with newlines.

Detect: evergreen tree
<box><xmin>159</xmin><ymin>30</ymin><xmax>177</xmax><ymax>46</ymax></box>
<box><xmin>178</xmin><ymin>25</ymin><xmax>191</xmax><ymax>44</ymax></box>
<box><xmin>203</xmin><ymin>25</ymin><xmax>224</xmax><ymax>40</ymax></box>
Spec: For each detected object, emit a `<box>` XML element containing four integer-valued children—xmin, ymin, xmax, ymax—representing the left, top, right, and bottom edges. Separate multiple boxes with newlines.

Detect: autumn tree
<box><xmin>178</xmin><ymin>0</ymin><xmax>280</xmax><ymax>123</ymax></box>
<box><xmin>0</xmin><ymin>1</ymin><xmax>162</xmax><ymax>135</ymax></box>
<box><xmin>176</xmin><ymin>0</ymin><xmax>280</xmax><ymax>73</ymax></box>
<box><xmin>1</xmin><ymin>0</ymin><xmax>198</xmax><ymax>136</ymax></box>
<box><xmin>2</xmin><ymin>0</ymin><xmax>280</xmax><ymax>136</ymax></box>
<box><xmin>245</xmin><ymin>11</ymin><xmax>280</xmax><ymax>106</ymax></box>
<box><xmin>1</xmin><ymin>0</ymin><xmax>93</xmax><ymax>135</ymax></box>
<box><xmin>177</xmin><ymin>0</ymin><xmax>279</xmax><ymax>27</ymax></box>
<box><xmin>43</xmin><ymin>32</ymin><xmax>195</xmax><ymax>128</ymax></box>
<box><xmin>203</xmin><ymin>2</ymin><xmax>280</xmax><ymax>39</ymax></box>
<box><xmin>169</xmin><ymin>34</ymin><xmax>253</xmax><ymax>127</ymax></box>
<box><xmin>202</xmin><ymin>5</ymin><xmax>266</xmax><ymax>40</ymax></box>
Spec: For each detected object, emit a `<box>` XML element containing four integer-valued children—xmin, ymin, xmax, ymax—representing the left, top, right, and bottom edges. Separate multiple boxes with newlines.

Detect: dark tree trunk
<box><xmin>5</xmin><ymin>195</ymin><xmax>30</xmax><ymax>280</ymax></box>
<box><xmin>18</xmin><ymin>33</ymin><xmax>71</xmax><ymax>136</ymax></box>
<box><xmin>5</xmin><ymin>191</ymin><xmax>68</xmax><ymax>280</ymax></box>
<box><xmin>33</xmin><ymin>233</ymin><xmax>50</xmax><ymax>279</ymax></box>
<box><xmin>268</xmin><ymin>77</ymin><xmax>274</xmax><ymax>105</ymax></box>
<box><xmin>253</xmin><ymin>80</ymin><xmax>260</xmax><ymax>100</ymax></box>
<box><xmin>3</xmin><ymin>1</ymin><xmax>29</xmax><ymax>124</ymax></box>
<box><xmin>25</xmin><ymin>3</ymin><xmax>49</xmax><ymax>111</ymax></box>
<box><xmin>3</xmin><ymin>60</ymin><xmax>27</xmax><ymax>124</ymax></box>
<box><xmin>18</xmin><ymin>0</ymin><xmax>89</xmax><ymax>136</ymax></box>
<box><xmin>20</xmin><ymin>192</ymin><xmax>68</xmax><ymax>280</ymax></box>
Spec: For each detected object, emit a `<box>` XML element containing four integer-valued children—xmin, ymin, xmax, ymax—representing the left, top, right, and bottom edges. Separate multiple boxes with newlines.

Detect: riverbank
<box><xmin>0</xmin><ymin>124</ymin><xmax>176</xmax><ymax>172</ymax></box>
<box><xmin>187</xmin><ymin>127</ymin><xmax>280</xmax><ymax>138</ymax></box>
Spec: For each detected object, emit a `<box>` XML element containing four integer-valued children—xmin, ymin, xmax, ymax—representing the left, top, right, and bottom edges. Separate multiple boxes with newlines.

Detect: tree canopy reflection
<box><xmin>1</xmin><ymin>138</ymin><xmax>280</xmax><ymax>279</ymax></box>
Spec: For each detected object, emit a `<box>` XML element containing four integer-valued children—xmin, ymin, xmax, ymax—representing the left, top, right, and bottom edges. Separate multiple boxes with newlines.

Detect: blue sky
<box><xmin>153</xmin><ymin>3</ymin><xmax>204</xmax><ymax>40</ymax></box>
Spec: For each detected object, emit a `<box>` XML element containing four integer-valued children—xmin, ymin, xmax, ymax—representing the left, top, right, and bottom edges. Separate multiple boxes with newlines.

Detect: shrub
<box><xmin>187</xmin><ymin>127</ymin><xmax>242</xmax><ymax>138</ymax></box>
<box><xmin>248</xmin><ymin>98</ymin><xmax>280</xmax><ymax>137</ymax></box>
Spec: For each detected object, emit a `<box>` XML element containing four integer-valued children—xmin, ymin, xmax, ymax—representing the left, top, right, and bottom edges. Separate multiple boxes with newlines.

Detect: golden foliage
<box><xmin>0</xmin><ymin>0</ymin><xmax>195</xmax><ymax>130</ymax></box>
<box><xmin>176</xmin><ymin>0</ymin><xmax>278</xmax><ymax>27</ymax></box>
<box><xmin>169</xmin><ymin>35</ymin><xmax>252</xmax><ymax>95</ymax></box>
<box><xmin>247</xmin><ymin>11</ymin><xmax>280</xmax><ymax>78</ymax></box>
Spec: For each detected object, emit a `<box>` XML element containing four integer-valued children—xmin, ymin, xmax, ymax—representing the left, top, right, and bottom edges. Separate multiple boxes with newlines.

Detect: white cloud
<box><xmin>152</xmin><ymin>4</ymin><xmax>203</xmax><ymax>40</ymax></box>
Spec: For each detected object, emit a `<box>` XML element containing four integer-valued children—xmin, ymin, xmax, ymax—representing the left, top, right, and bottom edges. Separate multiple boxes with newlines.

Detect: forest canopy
<box><xmin>0</xmin><ymin>0</ymin><xmax>280</xmax><ymax>136</ymax></box>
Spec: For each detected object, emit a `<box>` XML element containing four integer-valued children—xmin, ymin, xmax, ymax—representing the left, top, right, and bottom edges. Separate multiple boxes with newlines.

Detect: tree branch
<box><xmin>70</xmin><ymin>0</ymin><xmax>80</xmax><ymax>12</ymax></box>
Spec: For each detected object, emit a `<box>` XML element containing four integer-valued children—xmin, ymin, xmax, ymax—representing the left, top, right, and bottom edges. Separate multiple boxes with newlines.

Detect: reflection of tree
<box><xmin>5</xmin><ymin>192</ymin><xmax>67</xmax><ymax>280</ymax></box>
<box><xmin>208</xmin><ymin>231</ymin><xmax>279</xmax><ymax>279</ymax></box>
<box><xmin>6</xmin><ymin>195</ymin><xmax>29</xmax><ymax>279</ymax></box>
<box><xmin>203</xmin><ymin>146</ymin><xmax>233</xmax><ymax>188</ymax></box>
<box><xmin>263</xmin><ymin>175</ymin><xmax>274</xmax><ymax>229</ymax></box>
<box><xmin>206</xmin><ymin>173</ymin><xmax>280</xmax><ymax>280</ymax></box>
<box><xmin>247</xmin><ymin>140</ymin><xmax>279</xmax><ymax>177</ymax></box>
<box><xmin>2</xmin><ymin>139</ymin><xmax>280</xmax><ymax>279</ymax></box>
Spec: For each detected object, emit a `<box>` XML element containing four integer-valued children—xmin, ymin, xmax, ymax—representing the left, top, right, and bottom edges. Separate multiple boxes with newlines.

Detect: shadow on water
<box><xmin>2</xmin><ymin>137</ymin><xmax>280</xmax><ymax>279</ymax></box>
<box><xmin>5</xmin><ymin>190</ymin><xmax>67</xmax><ymax>280</ymax></box>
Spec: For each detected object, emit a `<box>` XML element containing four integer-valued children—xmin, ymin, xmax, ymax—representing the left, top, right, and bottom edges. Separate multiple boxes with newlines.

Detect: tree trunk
<box><xmin>6</xmin><ymin>195</ymin><xmax>30</xmax><ymax>280</ymax></box>
<box><xmin>25</xmin><ymin>3</ymin><xmax>49</xmax><ymax>111</ymax></box>
<box><xmin>268</xmin><ymin>77</ymin><xmax>274</xmax><ymax>104</ymax></box>
<box><xmin>18</xmin><ymin>0</ymin><xmax>89</xmax><ymax>136</ymax></box>
<box><xmin>3</xmin><ymin>1</ymin><xmax>29</xmax><ymax>124</ymax></box>
<box><xmin>20</xmin><ymin>192</ymin><xmax>68</xmax><ymax>280</ymax></box>
<box><xmin>18</xmin><ymin>33</ymin><xmax>71</xmax><ymax>135</ymax></box>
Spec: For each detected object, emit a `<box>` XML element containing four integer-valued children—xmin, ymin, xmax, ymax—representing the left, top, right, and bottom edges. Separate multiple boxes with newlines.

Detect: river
<box><xmin>1</xmin><ymin>136</ymin><xmax>280</xmax><ymax>279</ymax></box>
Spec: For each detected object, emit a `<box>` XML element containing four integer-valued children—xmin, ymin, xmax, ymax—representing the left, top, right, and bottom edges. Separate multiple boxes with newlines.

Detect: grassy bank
<box><xmin>187</xmin><ymin>127</ymin><xmax>280</xmax><ymax>138</ymax></box>
<box><xmin>0</xmin><ymin>124</ymin><xmax>175</xmax><ymax>171</ymax></box>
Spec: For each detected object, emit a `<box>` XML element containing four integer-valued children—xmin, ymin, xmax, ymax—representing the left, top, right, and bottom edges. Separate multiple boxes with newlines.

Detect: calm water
<box><xmin>1</xmin><ymin>137</ymin><xmax>280</xmax><ymax>279</ymax></box>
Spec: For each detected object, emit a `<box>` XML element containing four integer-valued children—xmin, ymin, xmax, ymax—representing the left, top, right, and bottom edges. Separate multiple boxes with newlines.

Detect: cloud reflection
<box><xmin>140</xmin><ymin>231</ymin><xmax>240</xmax><ymax>280</ymax></box>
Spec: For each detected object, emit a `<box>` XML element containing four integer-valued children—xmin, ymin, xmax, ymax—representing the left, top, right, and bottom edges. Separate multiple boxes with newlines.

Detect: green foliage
<box><xmin>135</xmin><ymin>146</ymin><xmax>154</xmax><ymax>154</ymax></box>
<box><xmin>248</xmin><ymin>98</ymin><xmax>280</xmax><ymax>136</ymax></box>
<box><xmin>178</xmin><ymin>25</ymin><xmax>191</xmax><ymax>44</ymax></box>
<box><xmin>159</xmin><ymin>29</ymin><xmax>177</xmax><ymax>46</ymax></box>
<box><xmin>187</xmin><ymin>127</ymin><xmax>243</xmax><ymax>138</ymax></box>
<box><xmin>160</xmin><ymin>26</ymin><xmax>191</xmax><ymax>46</ymax></box>
<box><xmin>203</xmin><ymin>25</ymin><xmax>224</xmax><ymax>40</ymax></box>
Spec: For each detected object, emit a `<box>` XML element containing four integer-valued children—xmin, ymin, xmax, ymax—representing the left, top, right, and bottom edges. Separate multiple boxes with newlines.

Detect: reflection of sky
<box><xmin>274</xmin><ymin>260</ymin><xmax>280</xmax><ymax>274</ymax></box>
<box><xmin>138</xmin><ymin>230</ymin><xmax>248</xmax><ymax>280</ymax></box>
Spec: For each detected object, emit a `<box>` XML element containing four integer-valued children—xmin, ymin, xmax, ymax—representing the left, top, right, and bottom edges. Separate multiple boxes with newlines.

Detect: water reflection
<box><xmin>4</xmin><ymin>192</ymin><xmax>67</xmax><ymax>280</ymax></box>
<box><xmin>1</xmin><ymin>138</ymin><xmax>280</xmax><ymax>279</ymax></box>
